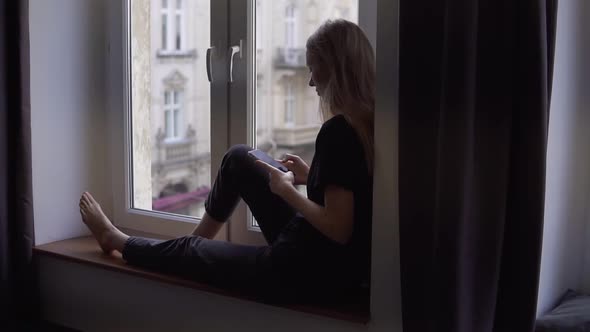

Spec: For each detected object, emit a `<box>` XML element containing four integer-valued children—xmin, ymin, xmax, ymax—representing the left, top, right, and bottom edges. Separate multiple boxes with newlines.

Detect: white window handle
<box><xmin>229</xmin><ymin>40</ymin><xmax>243</xmax><ymax>83</ymax></box>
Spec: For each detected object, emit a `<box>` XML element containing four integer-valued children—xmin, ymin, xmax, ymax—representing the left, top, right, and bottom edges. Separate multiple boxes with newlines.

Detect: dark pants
<box><xmin>122</xmin><ymin>145</ymin><xmax>313</xmax><ymax>302</ymax></box>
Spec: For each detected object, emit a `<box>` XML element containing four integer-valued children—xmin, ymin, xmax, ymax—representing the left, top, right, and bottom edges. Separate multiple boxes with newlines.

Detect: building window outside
<box><xmin>164</xmin><ymin>90</ymin><xmax>183</xmax><ymax>139</ymax></box>
<box><xmin>285</xmin><ymin>80</ymin><xmax>295</xmax><ymax>126</ymax></box>
<box><xmin>161</xmin><ymin>0</ymin><xmax>183</xmax><ymax>51</ymax></box>
<box><xmin>161</xmin><ymin>0</ymin><xmax>167</xmax><ymax>49</ymax></box>
<box><xmin>285</xmin><ymin>3</ymin><xmax>296</xmax><ymax>49</ymax></box>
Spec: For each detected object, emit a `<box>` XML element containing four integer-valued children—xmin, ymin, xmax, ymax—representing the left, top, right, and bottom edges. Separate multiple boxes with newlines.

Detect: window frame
<box><xmin>110</xmin><ymin>0</ymin><xmax>230</xmax><ymax>238</ymax></box>
<box><xmin>109</xmin><ymin>0</ymin><xmax>379</xmax><ymax>243</ymax></box>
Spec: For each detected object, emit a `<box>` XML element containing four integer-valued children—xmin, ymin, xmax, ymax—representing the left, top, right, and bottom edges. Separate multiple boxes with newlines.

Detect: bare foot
<box><xmin>79</xmin><ymin>192</ymin><xmax>128</xmax><ymax>254</ymax></box>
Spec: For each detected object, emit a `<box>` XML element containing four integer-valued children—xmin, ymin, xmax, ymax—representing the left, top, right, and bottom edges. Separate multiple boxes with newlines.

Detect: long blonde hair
<box><xmin>306</xmin><ymin>19</ymin><xmax>375</xmax><ymax>174</ymax></box>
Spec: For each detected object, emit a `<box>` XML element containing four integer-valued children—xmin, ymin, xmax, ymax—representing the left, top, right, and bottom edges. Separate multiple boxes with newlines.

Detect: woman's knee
<box><xmin>227</xmin><ymin>144</ymin><xmax>252</xmax><ymax>159</ymax></box>
<box><xmin>221</xmin><ymin>144</ymin><xmax>254</xmax><ymax>174</ymax></box>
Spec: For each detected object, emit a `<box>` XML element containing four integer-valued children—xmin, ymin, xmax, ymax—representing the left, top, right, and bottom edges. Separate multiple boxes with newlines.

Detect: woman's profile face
<box><xmin>306</xmin><ymin>50</ymin><xmax>328</xmax><ymax>97</ymax></box>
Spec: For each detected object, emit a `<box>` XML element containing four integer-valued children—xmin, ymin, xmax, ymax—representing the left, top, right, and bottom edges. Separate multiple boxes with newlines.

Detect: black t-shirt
<box><xmin>273</xmin><ymin>114</ymin><xmax>373</xmax><ymax>287</ymax></box>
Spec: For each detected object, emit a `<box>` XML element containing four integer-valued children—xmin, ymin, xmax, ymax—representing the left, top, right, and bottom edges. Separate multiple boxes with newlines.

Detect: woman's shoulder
<box><xmin>317</xmin><ymin>114</ymin><xmax>363</xmax><ymax>151</ymax></box>
<box><xmin>318</xmin><ymin>114</ymin><xmax>354</xmax><ymax>138</ymax></box>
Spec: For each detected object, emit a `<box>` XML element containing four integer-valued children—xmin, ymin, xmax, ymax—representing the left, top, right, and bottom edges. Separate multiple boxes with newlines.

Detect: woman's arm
<box><xmin>255</xmin><ymin>160</ymin><xmax>354</xmax><ymax>244</ymax></box>
<box><xmin>281</xmin><ymin>184</ymin><xmax>354</xmax><ymax>245</ymax></box>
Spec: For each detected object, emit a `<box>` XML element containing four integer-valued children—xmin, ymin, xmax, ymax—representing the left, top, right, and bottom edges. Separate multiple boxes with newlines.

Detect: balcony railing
<box><xmin>274</xmin><ymin>47</ymin><xmax>306</xmax><ymax>69</ymax></box>
<box><xmin>152</xmin><ymin>125</ymin><xmax>210</xmax><ymax>168</ymax></box>
<box><xmin>273</xmin><ymin>124</ymin><xmax>321</xmax><ymax>147</ymax></box>
<box><xmin>164</xmin><ymin>141</ymin><xmax>192</xmax><ymax>161</ymax></box>
<box><xmin>153</xmin><ymin>137</ymin><xmax>209</xmax><ymax>169</ymax></box>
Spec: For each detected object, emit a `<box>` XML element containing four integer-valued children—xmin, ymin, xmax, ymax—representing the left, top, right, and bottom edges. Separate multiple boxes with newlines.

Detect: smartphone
<box><xmin>248</xmin><ymin>149</ymin><xmax>289</xmax><ymax>172</ymax></box>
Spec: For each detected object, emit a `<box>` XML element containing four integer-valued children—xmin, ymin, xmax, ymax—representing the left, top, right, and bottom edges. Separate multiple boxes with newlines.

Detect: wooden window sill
<box><xmin>34</xmin><ymin>236</ymin><xmax>370</xmax><ymax>324</ymax></box>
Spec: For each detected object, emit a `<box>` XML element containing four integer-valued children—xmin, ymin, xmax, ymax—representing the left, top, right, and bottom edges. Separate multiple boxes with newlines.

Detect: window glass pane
<box><xmin>161</xmin><ymin>14</ymin><xmax>167</xmax><ymax>50</ymax></box>
<box><xmin>164</xmin><ymin>90</ymin><xmax>170</xmax><ymax>104</ymax></box>
<box><xmin>165</xmin><ymin>109</ymin><xmax>172</xmax><ymax>137</ymax></box>
<box><xmin>130</xmin><ymin>0</ymin><xmax>211</xmax><ymax>218</ymax></box>
<box><xmin>175</xmin><ymin>14</ymin><xmax>182</xmax><ymax>50</ymax></box>
<box><xmin>174</xmin><ymin>109</ymin><xmax>180</xmax><ymax>137</ymax></box>
<box><xmin>254</xmin><ymin>0</ymin><xmax>359</xmax><ymax>194</ymax></box>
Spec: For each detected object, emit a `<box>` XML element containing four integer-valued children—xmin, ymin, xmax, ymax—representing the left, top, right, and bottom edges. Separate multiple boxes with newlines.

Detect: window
<box><xmin>116</xmin><ymin>0</ymin><xmax>213</xmax><ymax>235</ymax></box>
<box><xmin>161</xmin><ymin>0</ymin><xmax>184</xmax><ymax>51</ymax></box>
<box><xmin>119</xmin><ymin>0</ymin><xmax>358</xmax><ymax>240</ymax></box>
<box><xmin>163</xmin><ymin>90</ymin><xmax>182</xmax><ymax>140</ymax></box>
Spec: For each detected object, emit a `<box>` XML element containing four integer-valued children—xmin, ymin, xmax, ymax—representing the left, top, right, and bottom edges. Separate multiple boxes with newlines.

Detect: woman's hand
<box><xmin>255</xmin><ymin>160</ymin><xmax>296</xmax><ymax>197</ymax></box>
<box><xmin>279</xmin><ymin>154</ymin><xmax>310</xmax><ymax>185</ymax></box>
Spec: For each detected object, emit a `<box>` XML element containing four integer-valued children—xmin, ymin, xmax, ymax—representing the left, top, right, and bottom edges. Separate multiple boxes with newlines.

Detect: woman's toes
<box><xmin>85</xmin><ymin>192</ymin><xmax>98</xmax><ymax>206</ymax></box>
<box><xmin>87</xmin><ymin>192</ymin><xmax>97</xmax><ymax>203</ymax></box>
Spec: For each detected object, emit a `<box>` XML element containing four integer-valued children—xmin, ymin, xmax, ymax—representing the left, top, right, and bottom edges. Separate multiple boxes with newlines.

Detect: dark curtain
<box><xmin>398</xmin><ymin>0</ymin><xmax>557</xmax><ymax>332</ymax></box>
<box><xmin>0</xmin><ymin>0</ymin><xmax>38</xmax><ymax>328</ymax></box>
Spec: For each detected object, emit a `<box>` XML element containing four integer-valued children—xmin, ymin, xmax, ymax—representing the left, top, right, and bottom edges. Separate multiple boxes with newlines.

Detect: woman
<box><xmin>79</xmin><ymin>19</ymin><xmax>374</xmax><ymax>303</ymax></box>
